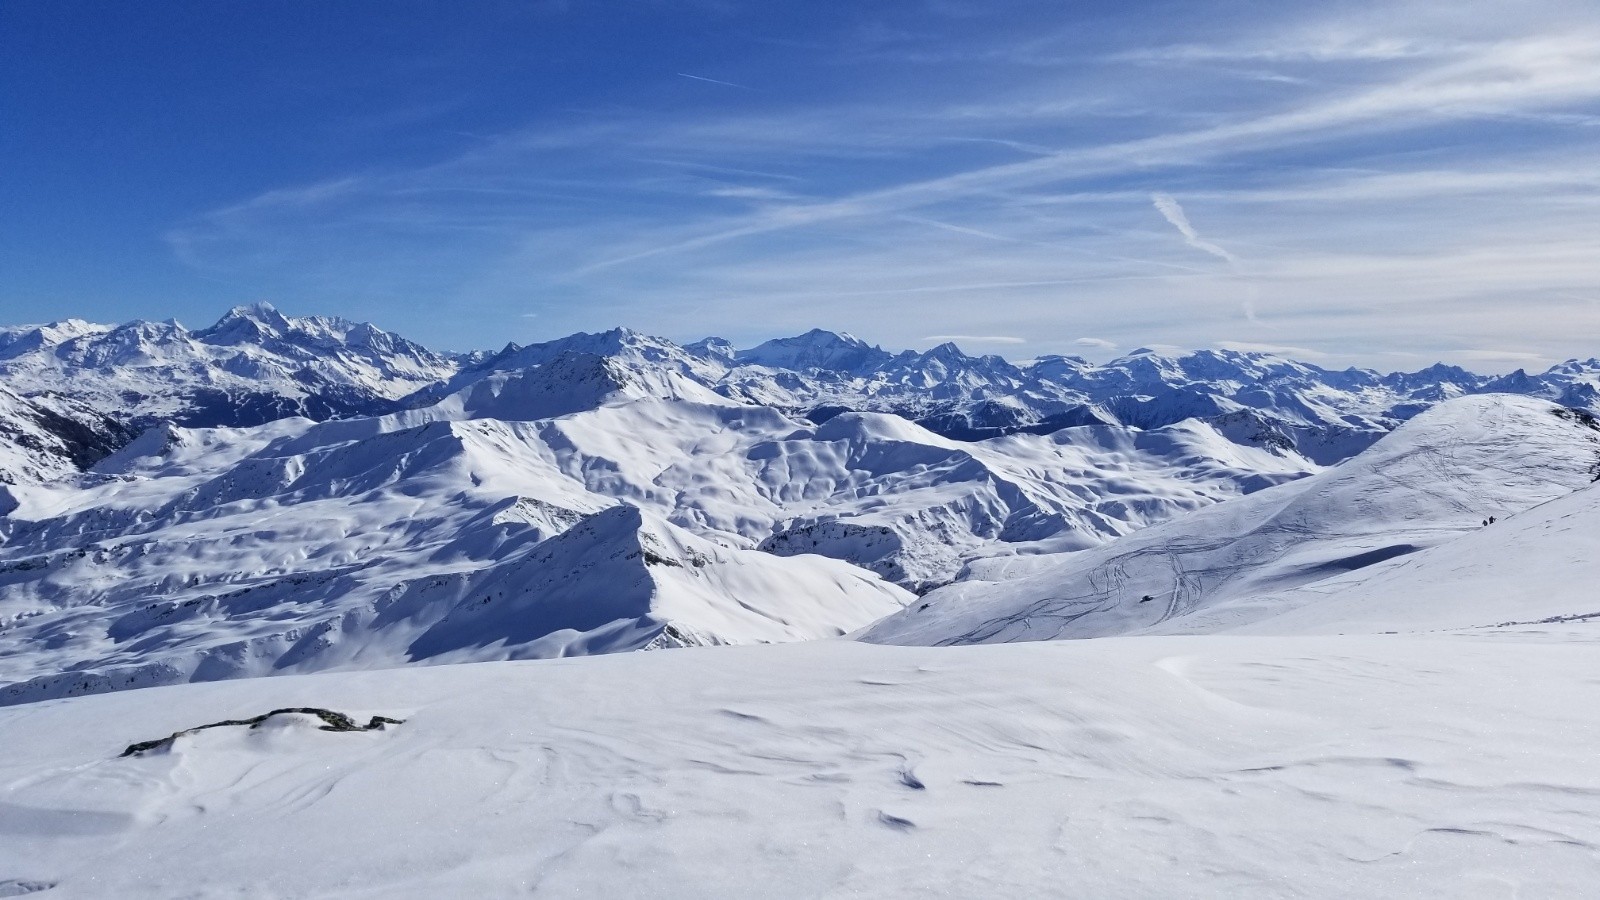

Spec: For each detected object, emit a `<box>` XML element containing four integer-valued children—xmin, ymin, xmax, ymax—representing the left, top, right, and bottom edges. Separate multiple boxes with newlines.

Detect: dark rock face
<box><xmin>169</xmin><ymin>387</ymin><xmax>402</xmax><ymax>430</ymax></box>
<box><xmin>0</xmin><ymin>389</ymin><xmax>136</xmax><ymax>486</ymax></box>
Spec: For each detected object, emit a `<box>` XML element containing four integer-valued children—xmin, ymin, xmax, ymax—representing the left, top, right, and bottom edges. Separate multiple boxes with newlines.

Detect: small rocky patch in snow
<box><xmin>120</xmin><ymin>707</ymin><xmax>404</xmax><ymax>757</ymax></box>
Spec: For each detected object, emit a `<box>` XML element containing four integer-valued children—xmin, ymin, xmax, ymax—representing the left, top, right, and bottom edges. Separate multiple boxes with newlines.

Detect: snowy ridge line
<box><xmin>4</xmin><ymin>304</ymin><xmax>1599</xmax><ymax>490</ymax></box>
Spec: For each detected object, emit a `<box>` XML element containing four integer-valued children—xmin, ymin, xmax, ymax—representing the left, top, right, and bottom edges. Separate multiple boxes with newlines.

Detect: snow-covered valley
<box><xmin>3</xmin><ymin>305</ymin><xmax>1600</xmax><ymax>896</ymax></box>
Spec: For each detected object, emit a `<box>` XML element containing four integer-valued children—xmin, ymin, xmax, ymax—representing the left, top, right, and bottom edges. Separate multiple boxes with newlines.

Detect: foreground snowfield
<box><xmin>3</xmin><ymin>629</ymin><xmax>1598</xmax><ymax>898</ymax></box>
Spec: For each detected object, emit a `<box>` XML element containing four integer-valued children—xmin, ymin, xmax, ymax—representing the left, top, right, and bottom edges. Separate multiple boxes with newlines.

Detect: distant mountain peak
<box><xmin>197</xmin><ymin>302</ymin><xmax>295</xmax><ymax>340</ymax></box>
<box><xmin>685</xmin><ymin>336</ymin><xmax>736</xmax><ymax>362</ymax></box>
<box><xmin>230</xmin><ymin>300</ymin><xmax>283</xmax><ymax>319</ymax></box>
<box><xmin>736</xmin><ymin>329</ymin><xmax>890</xmax><ymax>373</ymax></box>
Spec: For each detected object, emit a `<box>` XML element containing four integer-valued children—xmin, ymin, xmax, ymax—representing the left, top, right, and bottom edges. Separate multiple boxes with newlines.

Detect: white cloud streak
<box><xmin>1150</xmin><ymin>193</ymin><xmax>1239</xmax><ymax>266</ymax></box>
<box><xmin>1216</xmin><ymin>340</ymin><xmax>1327</xmax><ymax>358</ymax></box>
<box><xmin>677</xmin><ymin>72</ymin><xmax>754</xmax><ymax>90</ymax></box>
<box><xmin>922</xmin><ymin>334</ymin><xmax>1026</xmax><ymax>344</ymax></box>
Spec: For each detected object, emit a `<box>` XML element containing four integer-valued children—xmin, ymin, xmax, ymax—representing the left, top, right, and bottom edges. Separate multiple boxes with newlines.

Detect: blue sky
<box><xmin>4</xmin><ymin>0</ymin><xmax>1600</xmax><ymax>369</ymax></box>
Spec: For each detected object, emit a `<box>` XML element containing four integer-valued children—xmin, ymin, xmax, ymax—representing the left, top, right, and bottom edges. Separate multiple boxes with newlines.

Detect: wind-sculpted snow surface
<box><xmin>862</xmin><ymin>395</ymin><xmax>1600</xmax><ymax>646</ymax></box>
<box><xmin>3</xmin><ymin>632</ymin><xmax>1600</xmax><ymax>897</ymax></box>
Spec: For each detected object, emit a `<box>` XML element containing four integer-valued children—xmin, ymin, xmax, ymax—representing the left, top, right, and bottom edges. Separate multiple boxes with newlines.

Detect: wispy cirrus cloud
<box><xmin>1115</xmin><ymin>35</ymin><xmax>1471</xmax><ymax>64</ymax></box>
<box><xmin>1457</xmin><ymin>348</ymin><xmax>1552</xmax><ymax>363</ymax></box>
<box><xmin>158</xmin><ymin>2</ymin><xmax>1600</xmax><ymax>367</ymax></box>
<box><xmin>922</xmin><ymin>334</ymin><xmax>1026</xmax><ymax>345</ymax></box>
<box><xmin>562</xmin><ymin>32</ymin><xmax>1600</xmax><ymax>278</ymax></box>
<box><xmin>1216</xmin><ymin>340</ymin><xmax>1328</xmax><ymax>358</ymax></box>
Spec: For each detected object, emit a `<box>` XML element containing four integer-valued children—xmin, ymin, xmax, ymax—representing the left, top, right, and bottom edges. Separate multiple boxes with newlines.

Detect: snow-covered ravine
<box><xmin>2</xmin><ymin>630</ymin><xmax>1598</xmax><ymax>898</ymax></box>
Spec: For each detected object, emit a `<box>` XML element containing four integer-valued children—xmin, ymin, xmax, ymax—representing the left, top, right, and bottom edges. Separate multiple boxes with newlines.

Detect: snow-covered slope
<box><xmin>861</xmin><ymin>395</ymin><xmax>1600</xmax><ymax>645</ymax></box>
<box><xmin>4</xmin><ymin>629</ymin><xmax>1600</xmax><ymax>898</ymax></box>
<box><xmin>755</xmin><ymin>411</ymin><xmax>1307</xmax><ymax>590</ymax></box>
<box><xmin>0</xmin><ymin>402</ymin><xmax>915</xmax><ymax>705</ymax></box>
<box><xmin>0</xmin><ymin>363</ymin><xmax>1317</xmax><ymax>704</ymax></box>
<box><xmin>0</xmin><ymin>385</ymin><xmax>131</xmax><ymax>491</ymax></box>
<box><xmin>1213</xmin><ymin>473</ymin><xmax>1600</xmax><ymax>635</ymax></box>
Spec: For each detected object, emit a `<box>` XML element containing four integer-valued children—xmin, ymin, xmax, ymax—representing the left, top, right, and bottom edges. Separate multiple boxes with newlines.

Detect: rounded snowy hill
<box><xmin>861</xmin><ymin>394</ymin><xmax>1600</xmax><ymax>645</ymax></box>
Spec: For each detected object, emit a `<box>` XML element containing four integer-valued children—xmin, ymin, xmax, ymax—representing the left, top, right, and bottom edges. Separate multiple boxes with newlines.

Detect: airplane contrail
<box><xmin>677</xmin><ymin>72</ymin><xmax>752</xmax><ymax>90</ymax></box>
<box><xmin>1151</xmin><ymin>192</ymin><xmax>1238</xmax><ymax>266</ymax></box>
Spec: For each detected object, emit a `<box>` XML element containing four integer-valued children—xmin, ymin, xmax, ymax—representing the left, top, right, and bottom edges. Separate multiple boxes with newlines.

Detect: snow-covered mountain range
<box><xmin>3</xmin><ymin>304</ymin><xmax>1600</xmax><ymax>707</ymax></box>
<box><xmin>6</xmin><ymin>306</ymin><xmax>1600</xmax><ymax>897</ymax></box>
<box><xmin>6</xmin><ymin>303</ymin><xmax>1598</xmax><ymax>486</ymax></box>
<box><xmin>0</xmin><ymin>303</ymin><xmax>459</xmax><ymax>434</ymax></box>
<box><xmin>440</xmin><ymin>323</ymin><xmax>1600</xmax><ymax>465</ymax></box>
